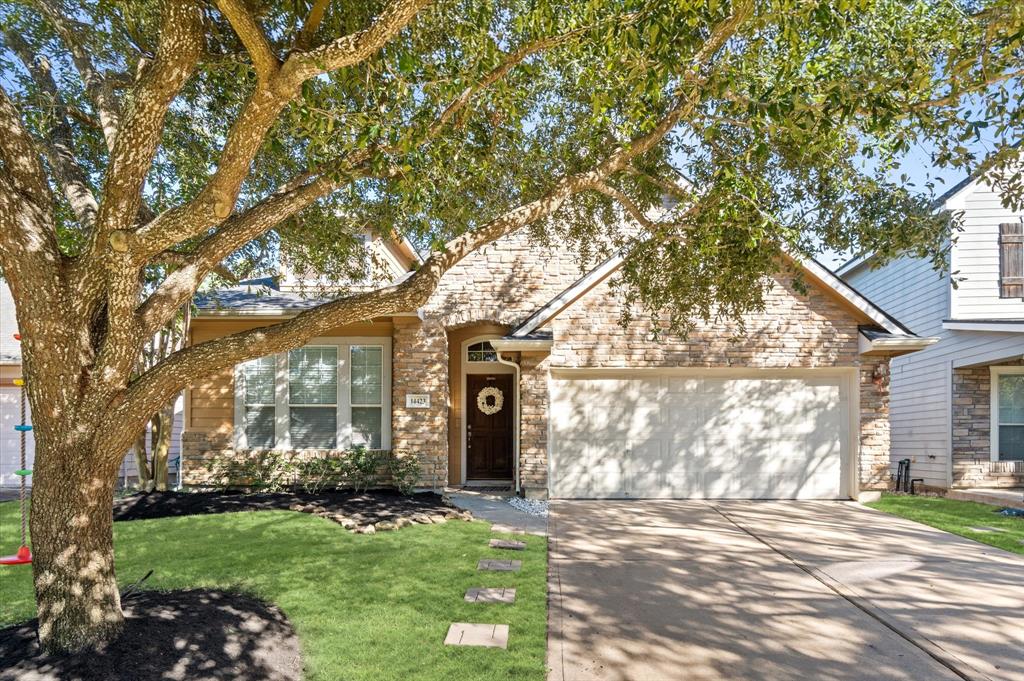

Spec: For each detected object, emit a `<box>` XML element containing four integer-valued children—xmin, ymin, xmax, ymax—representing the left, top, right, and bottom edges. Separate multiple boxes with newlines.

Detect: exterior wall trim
<box><xmin>944</xmin><ymin>320</ymin><xmax>1024</xmax><ymax>332</ymax></box>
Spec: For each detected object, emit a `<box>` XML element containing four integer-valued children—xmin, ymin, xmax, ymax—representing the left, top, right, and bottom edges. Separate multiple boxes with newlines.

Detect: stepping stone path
<box><xmin>445</xmin><ymin>518</ymin><xmax>531</xmax><ymax>649</ymax></box>
<box><xmin>478</xmin><ymin>559</ymin><xmax>522</xmax><ymax>572</ymax></box>
<box><xmin>464</xmin><ymin>587</ymin><xmax>516</xmax><ymax>604</ymax></box>
<box><xmin>444</xmin><ymin>623</ymin><xmax>509</xmax><ymax>649</ymax></box>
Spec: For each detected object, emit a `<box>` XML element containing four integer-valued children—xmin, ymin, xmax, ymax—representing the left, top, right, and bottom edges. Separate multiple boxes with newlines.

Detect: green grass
<box><xmin>868</xmin><ymin>494</ymin><xmax>1024</xmax><ymax>555</ymax></box>
<box><xmin>0</xmin><ymin>501</ymin><xmax>547</xmax><ymax>681</ymax></box>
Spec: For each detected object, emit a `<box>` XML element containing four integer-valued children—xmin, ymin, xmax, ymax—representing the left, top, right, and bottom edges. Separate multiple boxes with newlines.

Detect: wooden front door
<box><xmin>466</xmin><ymin>373</ymin><xmax>514</xmax><ymax>479</ymax></box>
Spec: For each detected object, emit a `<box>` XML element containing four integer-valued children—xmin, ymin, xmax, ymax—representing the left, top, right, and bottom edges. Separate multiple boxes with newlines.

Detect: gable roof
<box><xmin>509</xmin><ymin>250</ymin><xmax>918</xmax><ymax>339</ymax></box>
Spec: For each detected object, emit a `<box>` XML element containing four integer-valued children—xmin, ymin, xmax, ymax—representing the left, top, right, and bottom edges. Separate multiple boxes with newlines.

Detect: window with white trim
<box><xmin>234</xmin><ymin>338</ymin><xmax>391</xmax><ymax>450</ymax></box>
<box><xmin>466</xmin><ymin>341</ymin><xmax>497</xmax><ymax>363</ymax></box>
<box><xmin>242</xmin><ymin>355</ymin><xmax>276</xmax><ymax>449</ymax></box>
<box><xmin>350</xmin><ymin>345</ymin><xmax>383</xmax><ymax>448</ymax></box>
<box><xmin>995</xmin><ymin>368</ymin><xmax>1024</xmax><ymax>461</ymax></box>
<box><xmin>288</xmin><ymin>346</ymin><xmax>338</xmax><ymax>449</ymax></box>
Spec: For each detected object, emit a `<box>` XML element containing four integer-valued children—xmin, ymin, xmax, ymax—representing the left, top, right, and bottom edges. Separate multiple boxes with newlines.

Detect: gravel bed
<box><xmin>507</xmin><ymin>496</ymin><xmax>549</xmax><ymax>517</ymax></box>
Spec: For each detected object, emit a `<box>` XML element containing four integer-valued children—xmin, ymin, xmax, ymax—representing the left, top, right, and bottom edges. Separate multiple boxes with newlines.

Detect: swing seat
<box><xmin>13</xmin><ymin>378</ymin><xmax>24</xmax><ymax>386</ymax></box>
<box><xmin>13</xmin><ymin>425</ymin><xmax>31</xmax><ymax>432</ymax></box>
<box><xmin>0</xmin><ymin>546</ymin><xmax>31</xmax><ymax>565</ymax></box>
<box><xmin>14</xmin><ymin>469</ymin><xmax>31</xmax><ymax>476</ymax></box>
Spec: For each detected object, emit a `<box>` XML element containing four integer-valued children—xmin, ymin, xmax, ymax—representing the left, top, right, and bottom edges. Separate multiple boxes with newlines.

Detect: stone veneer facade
<box><xmin>185</xmin><ymin>230</ymin><xmax>899</xmax><ymax>496</ymax></box>
<box><xmin>951</xmin><ymin>359</ymin><xmax>1024</xmax><ymax>488</ymax></box>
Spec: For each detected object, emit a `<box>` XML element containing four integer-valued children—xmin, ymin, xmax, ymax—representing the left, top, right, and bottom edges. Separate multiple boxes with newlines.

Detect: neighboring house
<box><xmin>0</xmin><ymin>280</ymin><xmax>182</xmax><ymax>488</ymax></box>
<box><xmin>182</xmin><ymin>228</ymin><xmax>933</xmax><ymax>501</ymax></box>
<box><xmin>839</xmin><ymin>176</ymin><xmax>1024</xmax><ymax>490</ymax></box>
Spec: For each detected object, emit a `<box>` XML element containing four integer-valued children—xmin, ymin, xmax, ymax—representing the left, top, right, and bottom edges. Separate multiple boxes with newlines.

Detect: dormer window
<box><xmin>467</xmin><ymin>341</ymin><xmax>498</xmax><ymax>363</ymax></box>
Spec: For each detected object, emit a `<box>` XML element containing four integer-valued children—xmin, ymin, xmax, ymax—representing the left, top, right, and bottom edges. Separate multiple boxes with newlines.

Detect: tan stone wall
<box><xmin>952</xmin><ymin>359</ymin><xmax>1024</xmax><ymax>488</ymax></box>
<box><xmin>391</xmin><ymin>317</ymin><xmax>449</xmax><ymax>489</ymax></box>
<box><xmin>859</xmin><ymin>360</ymin><xmax>892</xmax><ymax>491</ymax></box>
<box><xmin>549</xmin><ymin>273</ymin><xmax>860</xmax><ymax>369</ymax></box>
<box><xmin>423</xmin><ymin>231</ymin><xmax>588</xmax><ymax>327</ymax></box>
<box><xmin>519</xmin><ymin>352</ymin><xmax>550</xmax><ymax>498</ymax></box>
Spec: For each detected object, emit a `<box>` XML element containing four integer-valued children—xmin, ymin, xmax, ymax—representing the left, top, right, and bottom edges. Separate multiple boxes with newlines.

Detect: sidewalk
<box><xmin>445</xmin><ymin>488</ymin><xmax>548</xmax><ymax>536</ymax></box>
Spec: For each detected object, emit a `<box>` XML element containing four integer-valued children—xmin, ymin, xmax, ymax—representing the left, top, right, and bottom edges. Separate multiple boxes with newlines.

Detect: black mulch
<box><xmin>113</xmin><ymin>489</ymin><xmax>451</xmax><ymax>524</ymax></box>
<box><xmin>0</xmin><ymin>590</ymin><xmax>302</xmax><ymax>681</ymax></box>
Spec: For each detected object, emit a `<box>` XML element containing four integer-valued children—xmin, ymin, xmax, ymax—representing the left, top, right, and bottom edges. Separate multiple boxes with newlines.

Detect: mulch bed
<box><xmin>0</xmin><ymin>590</ymin><xmax>302</xmax><ymax>681</ymax></box>
<box><xmin>113</xmin><ymin>489</ymin><xmax>453</xmax><ymax>526</ymax></box>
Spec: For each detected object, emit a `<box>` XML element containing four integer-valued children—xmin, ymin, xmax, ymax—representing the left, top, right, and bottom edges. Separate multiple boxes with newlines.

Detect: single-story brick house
<box><xmin>182</xmin><ymin>231</ymin><xmax>936</xmax><ymax>500</ymax></box>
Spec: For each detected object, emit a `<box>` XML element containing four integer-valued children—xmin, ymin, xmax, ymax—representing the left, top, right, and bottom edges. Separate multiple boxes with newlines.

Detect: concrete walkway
<box><xmin>548</xmin><ymin>500</ymin><xmax>1024</xmax><ymax>681</ymax></box>
<box><xmin>446</xmin><ymin>489</ymin><xmax>547</xmax><ymax>535</ymax></box>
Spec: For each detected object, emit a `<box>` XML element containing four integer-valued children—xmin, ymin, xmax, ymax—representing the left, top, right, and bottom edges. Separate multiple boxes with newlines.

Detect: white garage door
<box><xmin>549</xmin><ymin>371</ymin><xmax>852</xmax><ymax>499</ymax></box>
<box><xmin>1</xmin><ymin>386</ymin><xmax>34</xmax><ymax>487</ymax></box>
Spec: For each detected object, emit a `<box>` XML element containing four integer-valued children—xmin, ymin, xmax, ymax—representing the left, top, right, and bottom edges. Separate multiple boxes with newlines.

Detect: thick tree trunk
<box><xmin>30</xmin><ymin>439</ymin><xmax>124</xmax><ymax>653</ymax></box>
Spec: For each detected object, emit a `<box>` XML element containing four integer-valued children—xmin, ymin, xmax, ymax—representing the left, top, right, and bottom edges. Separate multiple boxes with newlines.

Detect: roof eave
<box><xmin>858</xmin><ymin>332</ymin><xmax>939</xmax><ymax>357</ymax></box>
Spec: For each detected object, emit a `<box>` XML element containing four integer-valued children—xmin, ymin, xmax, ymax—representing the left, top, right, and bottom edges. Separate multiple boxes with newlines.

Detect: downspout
<box><xmin>495</xmin><ymin>352</ymin><xmax>521</xmax><ymax>496</ymax></box>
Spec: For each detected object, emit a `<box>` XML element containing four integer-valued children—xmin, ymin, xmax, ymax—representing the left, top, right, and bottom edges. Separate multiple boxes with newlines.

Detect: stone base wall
<box><xmin>391</xmin><ymin>317</ymin><xmax>449</xmax><ymax>489</ymax></box>
<box><xmin>953</xmin><ymin>461</ymin><xmax>1024</xmax><ymax>488</ymax></box>
<box><xmin>859</xmin><ymin>359</ymin><xmax>892</xmax><ymax>491</ymax></box>
<box><xmin>951</xmin><ymin>359</ymin><xmax>1024</xmax><ymax>488</ymax></box>
<box><xmin>519</xmin><ymin>353</ymin><xmax>550</xmax><ymax>498</ymax></box>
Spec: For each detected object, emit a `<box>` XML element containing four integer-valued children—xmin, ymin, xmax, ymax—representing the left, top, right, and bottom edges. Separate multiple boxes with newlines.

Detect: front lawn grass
<box><xmin>0</xmin><ymin>501</ymin><xmax>547</xmax><ymax>681</ymax></box>
<box><xmin>867</xmin><ymin>494</ymin><xmax>1024</xmax><ymax>556</ymax></box>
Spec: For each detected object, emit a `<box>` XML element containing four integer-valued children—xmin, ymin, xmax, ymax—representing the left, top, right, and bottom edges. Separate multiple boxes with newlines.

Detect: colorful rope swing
<box><xmin>1</xmin><ymin>333</ymin><xmax>32</xmax><ymax>566</ymax></box>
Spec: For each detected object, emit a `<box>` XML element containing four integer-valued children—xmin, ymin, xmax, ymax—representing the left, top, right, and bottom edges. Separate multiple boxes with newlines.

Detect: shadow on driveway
<box><xmin>548</xmin><ymin>500</ymin><xmax>1023</xmax><ymax>681</ymax></box>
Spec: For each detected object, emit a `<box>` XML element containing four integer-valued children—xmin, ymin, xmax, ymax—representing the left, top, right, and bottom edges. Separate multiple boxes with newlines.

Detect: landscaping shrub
<box><xmin>387</xmin><ymin>451</ymin><xmax>422</xmax><ymax>496</ymax></box>
<box><xmin>202</xmin><ymin>447</ymin><xmax>423</xmax><ymax>495</ymax></box>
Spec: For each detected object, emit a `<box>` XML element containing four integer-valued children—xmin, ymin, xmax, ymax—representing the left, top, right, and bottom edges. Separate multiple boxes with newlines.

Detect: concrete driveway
<box><xmin>548</xmin><ymin>500</ymin><xmax>1024</xmax><ymax>681</ymax></box>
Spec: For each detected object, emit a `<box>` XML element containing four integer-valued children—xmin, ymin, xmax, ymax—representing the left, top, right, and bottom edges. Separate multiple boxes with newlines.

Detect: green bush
<box><xmin>335</xmin><ymin>445</ymin><xmax>382</xmax><ymax>493</ymax></box>
<box><xmin>203</xmin><ymin>447</ymin><xmax>422</xmax><ymax>495</ymax></box>
<box><xmin>387</xmin><ymin>451</ymin><xmax>422</xmax><ymax>496</ymax></box>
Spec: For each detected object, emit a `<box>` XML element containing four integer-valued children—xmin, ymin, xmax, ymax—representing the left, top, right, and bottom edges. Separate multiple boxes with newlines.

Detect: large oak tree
<box><xmin>0</xmin><ymin>0</ymin><xmax>1020</xmax><ymax>653</ymax></box>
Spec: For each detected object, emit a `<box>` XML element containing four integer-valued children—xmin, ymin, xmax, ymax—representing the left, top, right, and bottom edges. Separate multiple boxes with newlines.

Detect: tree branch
<box><xmin>33</xmin><ymin>0</ymin><xmax>121</xmax><ymax>150</ymax></box>
<box><xmin>108</xmin><ymin>1</ymin><xmax>753</xmax><ymax>451</ymax></box>
<box><xmin>135</xmin><ymin>14</ymin><xmax>616</xmax><ymax>333</ymax></box>
<box><xmin>285</xmin><ymin>0</ymin><xmax>432</xmax><ymax>82</ymax></box>
<box><xmin>3</xmin><ymin>29</ymin><xmax>99</xmax><ymax>227</ymax></box>
<box><xmin>593</xmin><ymin>182</ymin><xmax>657</xmax><ymax>230</ymax></box>
<box><xmin>296</xmin><ymin>0</ymin><xmax>331</xmax><ymax>50</ymax></box>
<box><xmin>215</xmin><ymin>0</ymin><xmax>280</xmax><ymax>82</ymax></box>
<box><xmin>0</xmin><ymin>85</ymin><xmax>51</xmax><ymax>209</ymax></box>
<box><xmin>73</xmin><ymin>0</ymin><xmax>206</xmax><ymax>407</ymax></box>
<box><xmin>131</xmin><ymin>0</ymin><xmax>430</xmax><ymax>263</ymax></box>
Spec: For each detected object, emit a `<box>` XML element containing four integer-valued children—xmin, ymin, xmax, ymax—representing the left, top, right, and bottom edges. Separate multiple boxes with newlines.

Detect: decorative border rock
<box><xmin>289</xmin><ymin>504</ymin><xmax>473</xmax><ymax>535</ymax></box>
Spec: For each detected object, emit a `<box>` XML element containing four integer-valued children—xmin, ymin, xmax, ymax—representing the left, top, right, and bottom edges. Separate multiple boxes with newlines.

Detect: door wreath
<box><xmin>476</xmin><ymin>386</ymin><xmax>504</xmax><ymax>415</ymax></box>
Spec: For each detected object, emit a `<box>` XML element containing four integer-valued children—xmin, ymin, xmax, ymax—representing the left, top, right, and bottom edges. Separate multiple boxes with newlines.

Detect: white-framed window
<box><xmin>466</xmin><ymin>340</ymin><xmax>498</xmax><ymax>363</ymax></box>
<box><xmin>288</xmin><ymin>346</ymin><xmax>338</xmax><ymax>449</ymax></box>
<box><xmin>350</xmin><ymin>345</ymin><xmax>384</xmax><ymax>449</ymax></box>
<box><xmin>234</xmin><ymin>337</ymin><xmax>391</xmax><ymax>450</ymax></box>
<box><xmin>241</xmin><ymin>355</ymin><xmax>276</xmax><ymax>449</ymax></box>
<box><xmin>991</xmin><ymin>366</ymin><xmax>1024</xmax><ymax>461</ymax></box>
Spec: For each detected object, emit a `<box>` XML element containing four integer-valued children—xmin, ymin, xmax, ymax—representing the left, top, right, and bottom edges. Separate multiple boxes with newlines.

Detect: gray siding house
<box><xmin>839</xmin><ymin>177</ymin><xmax>1024</xmax><ymax>489</ymax></box>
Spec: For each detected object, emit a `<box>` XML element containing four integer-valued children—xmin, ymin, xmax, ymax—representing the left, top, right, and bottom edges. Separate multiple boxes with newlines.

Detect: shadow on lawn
<box><xmin>0</xmin><ymin>589</ymin><xmax>302</xmax><ymax>681</ymax></box>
